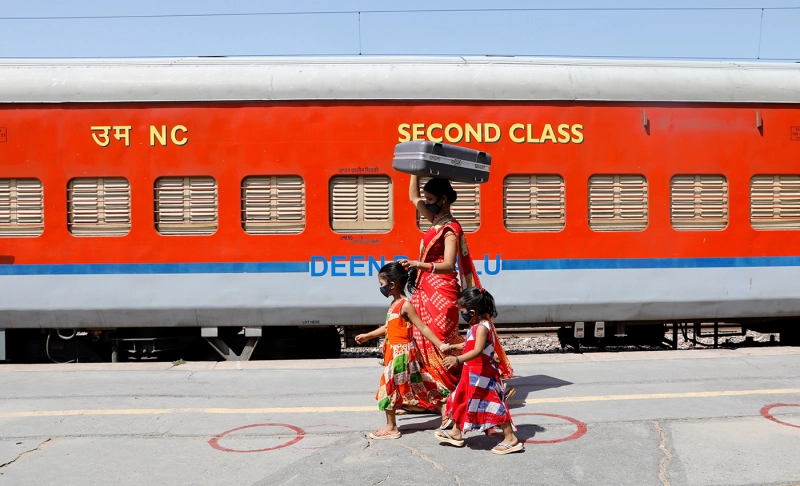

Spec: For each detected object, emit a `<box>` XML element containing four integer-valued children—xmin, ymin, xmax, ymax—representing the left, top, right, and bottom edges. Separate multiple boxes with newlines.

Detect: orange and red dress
<box><xmin>376</xmin><ymin>298</ymin><xmax>446</xmax><ymax>411</ymax></box>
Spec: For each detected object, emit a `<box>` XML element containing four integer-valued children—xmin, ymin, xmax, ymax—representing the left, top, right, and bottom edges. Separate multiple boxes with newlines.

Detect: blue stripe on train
<box><xmin>0</xmin><ymin>261</ymin><xmax>309</xmax><ymax>275</ymax></box>
<box><xmin>1</xmin><ymin>256</ymin><xmax>800</xmax><ymax>275</ymax></box>
<box><xmin>501</xmin><ymin>256</ymin><xmax>800</xmax><ymax>271</ymax></box>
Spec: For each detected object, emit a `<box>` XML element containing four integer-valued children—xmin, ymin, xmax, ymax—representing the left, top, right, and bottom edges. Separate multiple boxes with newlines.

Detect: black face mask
<box><xmin>380</xmin><ymin>283</ymin><xmax>393</xmax><ymax>298</ymax></box>
<box><xmin>461</xmin><ymin>311</ymin><xmax>473</xmax><ymax>323</ymax></box>
<box><xmin>425</xmin><ymin>197</ymin><xmax>443</xmax><ymax>215</ymax></box>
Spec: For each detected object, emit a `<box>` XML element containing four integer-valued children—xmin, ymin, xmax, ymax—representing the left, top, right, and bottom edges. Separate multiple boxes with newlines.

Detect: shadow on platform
<box><xmin>507</xmin><ymin>374</ymin><xmax>573</xmax><ymax>408</ymax></box>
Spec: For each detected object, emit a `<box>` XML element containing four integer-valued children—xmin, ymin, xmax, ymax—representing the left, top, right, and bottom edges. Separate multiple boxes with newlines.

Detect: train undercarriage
<box><xmin>1</xmin><ymin>317</ymin><xmax>798</xmax><ymax>363</ymax></box>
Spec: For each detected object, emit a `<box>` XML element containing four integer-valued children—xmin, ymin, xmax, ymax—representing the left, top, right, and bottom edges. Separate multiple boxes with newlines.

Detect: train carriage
<box><xmin>1</xmin><ymin>57</ymin><xmax>799</xmax><ymax>360</ymax></box>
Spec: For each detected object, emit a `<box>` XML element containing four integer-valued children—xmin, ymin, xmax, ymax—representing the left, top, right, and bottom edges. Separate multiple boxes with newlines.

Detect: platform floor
<box><xmin>1</xmin><ymin>348</ymin><xmax>800</xmax><ymax>485</ymax></box>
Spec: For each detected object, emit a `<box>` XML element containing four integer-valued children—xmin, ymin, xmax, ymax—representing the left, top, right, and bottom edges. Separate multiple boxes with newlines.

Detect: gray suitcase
<box><xmin>392</xmin><ymin>141</ymin><xmax>491</xmax><ymax>184</ymax></box>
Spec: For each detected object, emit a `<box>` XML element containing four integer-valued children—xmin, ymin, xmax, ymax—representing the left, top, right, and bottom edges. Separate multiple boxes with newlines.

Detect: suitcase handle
<box><xmin>429</xmin><ymin>168</ymin><xmax>440</xmax><ymax>176</ymax></box>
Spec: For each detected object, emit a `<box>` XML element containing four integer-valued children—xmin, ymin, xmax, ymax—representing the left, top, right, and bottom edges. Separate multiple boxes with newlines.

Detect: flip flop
<box><xmin>368</xmin><ymin>429</ymin><xmax>401</xmax><ymax>440</ymax></box>
<box><xmin>436</xmin><ymin>418</ymin><xmax>454</xmax><ymax>430</ymax></box>
<box><xmin>434</xmin><ymin>430</ymin><xmax>465</xmax><ymax>447</ymax></box>
<box><xmin>505</xmin><ymin>387</ymin><xmax>517</xmax><ymax>401</ymax></box>
<box><xmin>491</xmin><ymin>441</ymin><xmax>524</xmax><ymax>455</ymax></box>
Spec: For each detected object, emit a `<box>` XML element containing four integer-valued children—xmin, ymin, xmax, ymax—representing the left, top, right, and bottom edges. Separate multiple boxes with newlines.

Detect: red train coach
<box><xmin>1</xmin><ymin>57</ymin><xmax>799</xmax><ymax>361</ymax></box>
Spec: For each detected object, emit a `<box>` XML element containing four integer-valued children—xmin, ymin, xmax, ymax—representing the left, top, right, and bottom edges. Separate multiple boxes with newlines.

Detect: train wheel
<box><xmin>781</xmin><ymin>327</ymin><xmax>800</xmax><ymax>346</ymax></box>
<box><xmin>300</xmin><ymin>327</ymin><xmax>341</xmax><ymax>359</ymax></box>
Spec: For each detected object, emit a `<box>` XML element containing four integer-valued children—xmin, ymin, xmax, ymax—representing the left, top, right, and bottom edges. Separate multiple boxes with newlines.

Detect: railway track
<box><xmin>493</xmin><ymin>323</ymin><xmax>744</xmax><ymax>338</ymax></box>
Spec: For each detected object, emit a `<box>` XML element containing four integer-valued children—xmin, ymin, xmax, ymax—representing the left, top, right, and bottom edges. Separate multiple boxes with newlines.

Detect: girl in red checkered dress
<box><xmin>434</xmin><ymin>287</ymin><xmax>523</xmax><ymax>455</ymax></box>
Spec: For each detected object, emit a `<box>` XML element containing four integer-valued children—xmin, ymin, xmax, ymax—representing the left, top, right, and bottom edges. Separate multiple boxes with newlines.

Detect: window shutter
<box><xmin>503</xmin><ymin>174</ymin><xmax>565</xmax><ymax>232</ymax></box>
<box><xmin>242</xmin><ymin>175</ymin><xmax>305</xmax><ymax>234</ymax></box>
<box><xmin>417</xmin><ymin>178</ymin><xmax>481</xmax><ymax>232</ymax></box>
<box><xmin>68</xmin><ymin>177</ymin><xmax>131</xmax><ymax>236</ymax></box>
<box><xmin>330</xmin><ymin>175</ymin><xmax>393</xmax><ymax>232</ymax></box>
<box><xmin>670</xmin><ymin>174</ymin><xmax>728</xmax><ymax>230</ymax></box>
<box><xmin>363</xmin><ymin>176</ymin><xmax>391</xmax><ymax>222</ymax></box>
<box><xmin>0</xmin><ymin>178</ymin><xmax>44</xmax><ymax>237</ymax></box>
<box><xmin>588</xmin><ymin>174</ymin><xmax>648</xmax><ymax>231</ymax></box>
<box><xmin>750</xmin><ymin>175</ymin><xmax>800</xmax><ymax>230</ymax></box>
<box><xmin>155</xmin><ymin>176</ymin><xmax>218</xmax><ymax>235</ymax></box>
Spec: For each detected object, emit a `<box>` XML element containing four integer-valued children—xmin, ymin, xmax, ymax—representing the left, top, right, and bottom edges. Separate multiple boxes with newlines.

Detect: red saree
<box><xmin>410</xmin><ymin>215</ymin><xmax>513</xmax><ymax>406</ymax></box>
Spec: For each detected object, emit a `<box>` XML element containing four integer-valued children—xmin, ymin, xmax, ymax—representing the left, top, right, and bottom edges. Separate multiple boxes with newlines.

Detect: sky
<box><xmin>0</xmin><ymin>1</ymin><xmax>798</xmax><ymax>60</ymax></box>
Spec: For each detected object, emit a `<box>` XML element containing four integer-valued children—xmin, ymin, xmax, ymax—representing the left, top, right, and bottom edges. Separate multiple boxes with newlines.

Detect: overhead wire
<box><xmin>1</xmin><ymin>6</ymin><xmax>799</xmax><ymax>21</ymax></box>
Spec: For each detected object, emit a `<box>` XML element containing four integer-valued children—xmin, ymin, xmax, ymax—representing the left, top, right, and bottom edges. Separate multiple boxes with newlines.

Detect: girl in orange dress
<box><xmin>355</xmin><ymin>262</ymin><xmax>448</xmax><ymax>440</ymax></box>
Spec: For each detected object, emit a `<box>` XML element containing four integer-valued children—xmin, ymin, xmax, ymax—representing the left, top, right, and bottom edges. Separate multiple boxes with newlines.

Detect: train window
<box><xmin>241</xmin><ymin>176</ymin><xmax>305</xmax><ymax>234</ymax></box>
<box><xmin>588</xmin><ymin>174</ymin><xmax>648</xmax><ymax>231</ymax></box>
<box><xmin>750</xmin><ymin>175</ymin><xmax>800</xmax><ymax>230</ymax></box>
<box><xmin>0</xmin><ymin>178</ymin><xmax>44</xmax><ymax>237</ymax></box>
<box><xmin>417</xmin><ymin>177</ymin><xmax>480</xmax><ymax>232</ymax></box>
<box><xmin>67</xmin><ymin>178</ymin><xmax>131</xmax><ymax>236</ymax></box>
<box><xmin>154</xmin><ymin>176</ymin><xmax>218</xmax><ymax>235</ymax></box>
<box><xmin>330</xmin><ymin>175</ymin><xmax>393</xmax><ymax>233</ymax></box>
<box><xmin>670</xmin><ymin>175</ymin><xmax>728</xmax><ymax>231</ymax></box>
<box><xmin>503</xmin><ymin>174</ymin><xmax>565</xmax><ymax>232</ymax></box>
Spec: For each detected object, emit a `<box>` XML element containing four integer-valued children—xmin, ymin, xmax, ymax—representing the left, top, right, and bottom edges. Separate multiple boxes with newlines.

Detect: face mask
<box><xmin>425</xmin><ymin>198</ymin><xmax>443</xmax><ymax>215</ymax></box>
<box><xmin>380</xmin><ymin>283</ymin><xmax>393</xmax><ymax>298</ymax></box>
<box><xmin>461</xmin><ymin>311</ymin><xmax>473</xmax><ymax>323</ymax></box>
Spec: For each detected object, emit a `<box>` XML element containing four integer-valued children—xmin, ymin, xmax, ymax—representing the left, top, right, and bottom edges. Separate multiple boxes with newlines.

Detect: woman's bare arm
<box><xmin>437</xmin><ymin>233</ymin><xmax>458</xmax><ymax>273</ymax></box>
<box><xmin>398</xmin><ymin>230</ymin><xmax>458</xmax><ymax>274</ymax></box>
<box><xmin>409</xmin><ymin>175</ymin><xmax>436</xmax><ymax>223</ymax></box>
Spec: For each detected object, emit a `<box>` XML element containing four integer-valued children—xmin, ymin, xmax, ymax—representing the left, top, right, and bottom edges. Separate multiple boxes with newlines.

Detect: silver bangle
<box><xmin>430</xmin><ymin>263</ymin><xmax>436</xmax><ymax>274</ymax></box>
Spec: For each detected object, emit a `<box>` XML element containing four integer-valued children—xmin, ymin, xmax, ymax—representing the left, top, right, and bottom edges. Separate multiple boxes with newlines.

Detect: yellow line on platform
<box><xmin>0</xmin><ymin>406</ymin><xmax>375</xmax><ymax>418</ymax></box>
<box><xmin>2</xmin><ymin>388</ymin><xmax>800</xmax><ymax>419</ymax></box>
<box><xmin>515</xmin><ymin>388</ymin><xmax>800</xmax><ymax>404</ymax></box>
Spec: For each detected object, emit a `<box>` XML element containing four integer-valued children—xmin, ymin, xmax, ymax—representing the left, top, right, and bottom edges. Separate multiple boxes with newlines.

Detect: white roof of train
<box><xmin>0</xmin><ymin>56</ymin><xmax>798</xmax><ymax>104</ymax></box>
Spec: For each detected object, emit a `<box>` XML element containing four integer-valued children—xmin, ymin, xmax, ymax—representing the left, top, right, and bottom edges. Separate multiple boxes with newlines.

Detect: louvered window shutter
<box><xmin>417</xmin><ymin>178</ymin><xmax>481</xmax><ymax>232</ymax></box>
<box><xmin>330</xmin><ymin>175</ymin><xmax>393</xmax><ymax>232</ymax></box>
<box><xmin>242</xmin><ymin>175</ymin><xmax>305</xmax><ymax>234</ymax></box>
<box><xmin>670</xmin><ymin>175</ymin><xmax>728</xmax><ymax>230</ymax></box>
<box><xmin>503</xmin><ymin>174</ymin><xmax>565</xmax><ymax>232</ymax></box>
<box><xmin>588</xmin><ymin>175</ymin><xmax>648</xmax><ymax>231</ymax></box>
<box><xmin>0</xmin><ymin>178</ymin><xmax>44</xmax><ymax>237</ymax></box>
<box><xmin>750</xmin><ymin>175</ymin><xmax>800</xmax><ymax>230</ymax></box>
<box><xmin>155</xmin><ymin>176</ymin><xmax>218</xmax><ymax>235</ymax></box>
<box><xmin>68</xmin><ymin>177</ymin><xmax>131</xmax><ymax>236</ymax></box>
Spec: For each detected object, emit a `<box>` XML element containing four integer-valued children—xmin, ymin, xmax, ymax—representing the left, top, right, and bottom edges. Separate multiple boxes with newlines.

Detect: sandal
<box><xmin>434</xmin><ymin>430</ymin><xmax>465</xmax><ymax>447</ymax></box>
<box><xmin>437</xmin><ymin>417</ymin><xmax>454</xmax><ymax>430</ymax></box>
<box><xmin>394</xmin><ymin>409</ymin><xmax>408</xmax><ymax>416</ymax></box>
<box><xmin>368</xmin><ymin>429</ymin><xmax>401</xmax><ymax>440</ymax></box>
<box><xmin>491</xmin><ymin>441</ymin><xmax>524</xmax><ymax>455</ymax></box>
<box><xmin>505</xmin><ymin>386</ymin><xmax>517</xmax><ymax>401</ymax></box>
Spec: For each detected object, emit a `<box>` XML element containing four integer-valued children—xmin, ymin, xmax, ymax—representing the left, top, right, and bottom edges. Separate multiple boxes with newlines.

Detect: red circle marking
<box><xmin>208</xmin><ymin>423</ymin><xmax>305</xmax><ymax>453</ymax></box>
<box><xmin>760</xmin><ymin>404</ymin><xmax>800</xmax><ymax>429</ymax></box>
<box><xmin>490</xmin><ymin>412</ymin><xmax>587</xmax><ymax>444</ymax></box>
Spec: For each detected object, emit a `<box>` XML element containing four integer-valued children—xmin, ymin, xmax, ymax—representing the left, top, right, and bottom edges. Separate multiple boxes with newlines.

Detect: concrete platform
<box><xmin>1</xmin><ymin>347</ymin><xmax>800</xmax><ymax>485</ymax></box>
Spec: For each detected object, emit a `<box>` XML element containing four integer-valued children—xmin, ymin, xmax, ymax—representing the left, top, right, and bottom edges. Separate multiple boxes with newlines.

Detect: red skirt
<box><xmin>410</xmin><ymin>271</ymin><xmax>464</xmax><ymax>399</ymax></box>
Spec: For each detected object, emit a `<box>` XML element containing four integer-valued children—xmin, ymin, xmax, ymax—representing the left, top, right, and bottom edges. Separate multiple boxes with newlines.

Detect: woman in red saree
<box><xmin>399</xmin><ymin>177</ymin><xmax>513</xmax><ymax>422</ymax></box>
